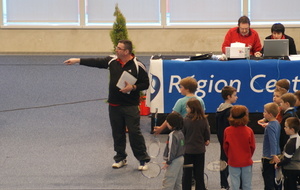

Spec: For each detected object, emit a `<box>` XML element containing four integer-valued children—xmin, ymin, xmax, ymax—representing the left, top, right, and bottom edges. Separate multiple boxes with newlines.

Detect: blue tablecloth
<box><xmin>148</xmin><ymin>59</ymin><xmax>300</xmax><ymax>113</ymax></box>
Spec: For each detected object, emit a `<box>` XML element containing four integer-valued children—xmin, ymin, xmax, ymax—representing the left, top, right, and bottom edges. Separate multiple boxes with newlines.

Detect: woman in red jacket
<box><xmin>223</xmin><ymin>105</ymin><xmax>256</xmax><ymax>190</ymax></box>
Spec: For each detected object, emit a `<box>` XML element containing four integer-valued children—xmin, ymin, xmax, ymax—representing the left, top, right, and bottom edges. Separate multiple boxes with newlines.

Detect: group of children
<box><xmin>259</xmin><ymin>79</ymin><xmax>300</xmax><ymax>190</ymax></box>
<box><xmin>155</xmin><ymin>77</ymin><xmax>300</xmax><ymax>190</ymax></box>
<box><xmin>155</xmin><ymin>77</ymin><xmax>210</xmax><ymax>190</ymax></box>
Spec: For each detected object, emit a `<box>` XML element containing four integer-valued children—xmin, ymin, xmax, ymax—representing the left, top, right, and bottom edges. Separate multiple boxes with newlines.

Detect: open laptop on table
<box><xmin>263</xmin><ymin>39</ymin><xmax>289</xmax><ymax>60</ymax></box>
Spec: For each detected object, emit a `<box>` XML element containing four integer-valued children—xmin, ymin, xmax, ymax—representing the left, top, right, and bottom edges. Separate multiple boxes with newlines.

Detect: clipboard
<box><xmin>116</xmin><ymin>71</ymin><xmax>137</xmax><ymax>90</ymax></box>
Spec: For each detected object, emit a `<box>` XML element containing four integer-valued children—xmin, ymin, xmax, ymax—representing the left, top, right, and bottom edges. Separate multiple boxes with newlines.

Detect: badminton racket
<box><xmin>207</xmin><ymin>160</ymin><xmax>261</xmax><ymax>171</ymax></box>
<box><xmin>148</xmin><ymin>108</ymin><xmax>160</xmax><ymax>158</ymax></box>
<box><xmin>275</xmin><ymin>167</ymin><xmax>283</xmax><ymax>185</ymax></box>
<box><xmin>206</xmin><ymin>160</ymin><xmax>228</xmax><ymax>171</ymax></box>
<box><xmin>204</xmin><ymin>173</ymin><xmax>208</xmax><ymax>189</ymax></box>
<box><xmin>141</xmin><ymin>163</ymin><xmax>193</xmax><ymax>179</ymax></box>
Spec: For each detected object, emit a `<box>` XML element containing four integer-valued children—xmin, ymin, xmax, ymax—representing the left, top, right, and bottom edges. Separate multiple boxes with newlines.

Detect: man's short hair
<box><xmin>271</xmin><ymin>23</ymin><xmax>285</xmax><ymax>35</ymax></box>
<box><xmin>264</xmin><ymin>102</ymin><xmax>279</xmax><ymax>118</ymax></box>
<box><xmin>285</xmin><ymin>117</ymin><xmax>300</xmax><ymax>133</ymax></box>
<box><xmin>179</xmin><ymin>77</ymin><xmax>198</xmax><ymax>93</ymax></box>
<box><xmin>281</xmin><ymin>93</ymin><xmax>297</xmax><ymax>107</ymax></box>
<box><xmin>238</xmin><ymin>16</ymin><xmax>250</xmax><ymax>26</ymax></box>
<box><xmin>118</xmin><ymin>40</ymin><xmax>133</xmax><ymax>53</ymax></box>
<box><xmin>221</xmin><ymin>86</ymin><xmax>237</xmax><ymax>100</ymax></box>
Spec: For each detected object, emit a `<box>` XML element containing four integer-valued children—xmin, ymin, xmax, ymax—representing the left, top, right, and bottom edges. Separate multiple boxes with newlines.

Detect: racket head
<box><xmin>275</xmin><ymin>167</ymin><xmax>283</xmax><ymax>185</ymax></box>
<box><xmin>148</xmin><ymin>136</ymin><xmax>160</xmax><ymax>158</ymax></box>
<box><xmin>141</xmin><ymin>162</ymin><xmax>161</xmax><ymax>178</ymax></box>
<box><xmin>206</xmin><ymin>160</ymin><xmax>228</xmax><ymax>171</ymax></box>
<box><xmin>204</xmin><ymin>173</ymin><xmax>208</xmax><ymax>189</ymax></box>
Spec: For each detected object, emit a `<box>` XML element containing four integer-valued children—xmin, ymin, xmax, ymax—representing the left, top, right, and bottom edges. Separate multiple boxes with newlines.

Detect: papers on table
<box><xmin>289</xmin><ymin>55</ymin><xmax>300</xmax><ymax>61</ymax></box>
<box><xmin>116</xmin><ymin>71</ymin><xmax>137</xmax><ymax>94</ymax></box>
<box><xmin>231</xmin><ymin>42</ymin><xmax>246</xmax><ymax>47</ymax></box>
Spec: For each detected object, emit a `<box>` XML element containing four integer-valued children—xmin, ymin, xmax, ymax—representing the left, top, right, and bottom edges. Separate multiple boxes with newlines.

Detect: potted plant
<box><xmin>110</xmin><ymin>4</ymin><xmax>129</xmax><ymax>52</ymax></box>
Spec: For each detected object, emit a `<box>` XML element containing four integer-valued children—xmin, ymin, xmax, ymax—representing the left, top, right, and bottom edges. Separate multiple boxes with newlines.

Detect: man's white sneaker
<box><xmin>138</xmin><ymin>161</ymin><xmax>149</xmax><ymax>171</ymax></box>
<box><xmin>138</xmin><ymin>164</ymin><xmax>149</xmax><ymax>171</ymax></box>
<box><xmin>112</xmin><ymin>160</ymin><xmax>127</xmax><ymax>169</ymax></box>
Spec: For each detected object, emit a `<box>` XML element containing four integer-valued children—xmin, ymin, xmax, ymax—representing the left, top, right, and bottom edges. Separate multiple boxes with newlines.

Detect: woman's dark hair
<box><xmin>271</xmin><ymin>23</ymin><xmax>285</xmax><ymax>35</ymax></box>
<box><xmin>186</xmin><ymin>97</ymin><xmax>206</xmax><ymax>121</ymax></box>
<box><xmin>166</xmin><ymin>112</ymin><xmax>183</xmax><ymax>131</ymax></box>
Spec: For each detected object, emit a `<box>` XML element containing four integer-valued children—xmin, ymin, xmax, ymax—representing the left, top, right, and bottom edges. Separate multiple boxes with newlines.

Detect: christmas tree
<box><xmin>110</xmin><ymin>4</ymin><xmax>129</xmax><ymax>52</ymax></box>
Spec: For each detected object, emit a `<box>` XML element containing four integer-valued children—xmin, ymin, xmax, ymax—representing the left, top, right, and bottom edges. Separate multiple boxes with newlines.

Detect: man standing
<box><xmin>64</xmin><ymin>40</ymin><xmax>150</xmax><ymax>171</ymax></box>
<box><xmin>222</xmin><ymin>15</ymin><xmax>262</xmax><ymax>56</ymax></box>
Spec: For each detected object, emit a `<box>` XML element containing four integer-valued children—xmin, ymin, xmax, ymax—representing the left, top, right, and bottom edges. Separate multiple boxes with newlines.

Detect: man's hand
<box><xmin>119</xmin><ymin>81</ymin><xmax>134</xmax><ymax>94</ymax></box>
<box><xmin>205</xmin><ymin>140</ymin><xmax>210</xmax><ymax>146</ymax></box>
<box><xmin>254</xmin><ymin>52</ymin><xmax>262</xmax><ymax>57</ymax></box>
<box><xmin>64</xmin><ymin>58</ymin><xmax>80</xmax><ymax>65</ymax></box>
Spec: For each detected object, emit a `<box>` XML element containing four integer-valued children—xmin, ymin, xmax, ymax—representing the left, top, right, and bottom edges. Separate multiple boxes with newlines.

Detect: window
<box><xmin>249</xmin><ymin>0</ymin><xmax>300</xmax><ymax>25</ymax></box>
<box><xmin>85</xmin><ymin>0</ymin><xmax>161</xmax><ymax>26</ymax></box>
<box><xmin>167</xmin><ymin>0</ymin><xmax>242</xmax><ymax>26</ymax></box>
<box><xmin>1</xmin><ymin>0</ymin><xmax>300</xmax><ymax>28</ymax></box>
<box><xmin>3</xmin><ymin>0</ymin><xmax>80</xmax><ymax>26</ymax></box>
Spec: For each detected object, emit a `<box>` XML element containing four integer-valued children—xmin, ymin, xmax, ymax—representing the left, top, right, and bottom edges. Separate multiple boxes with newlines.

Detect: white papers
<box><xmin>231</xmin><ymin>42</ymin><xmax>245</xmax><ymax>47</ymax></box>
<box><xmin>172</xmin><ymin>58</ymin><xmax>190</xmax><ymax>61</ymax></box>
<box><xmin>116</xmin><ymin>71</ymin><xmax>137</xmax><ymax>90</ymax></box>
<box><xmin>289</xmin><ymin>55</ymin><xmax>300</xmax><ymax>61</ymax></box>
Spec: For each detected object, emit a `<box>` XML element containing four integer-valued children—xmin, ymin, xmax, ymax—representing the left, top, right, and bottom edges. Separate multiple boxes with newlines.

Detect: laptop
<box><xmin>225</xmin><ymin>47</ymin><xmax>250</xmax><ymax>59</ymax></box>
<box><xmin>263</xmin><ymin>39</ymin><xmax>289</xmax><ymax>60</ymax></box>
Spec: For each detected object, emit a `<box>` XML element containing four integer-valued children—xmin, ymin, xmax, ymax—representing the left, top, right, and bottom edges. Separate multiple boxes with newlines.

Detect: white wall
<box><xmin>0</xmin><ymin>27</ymin><xmax>299</xmax><ymax>55</ymax></box>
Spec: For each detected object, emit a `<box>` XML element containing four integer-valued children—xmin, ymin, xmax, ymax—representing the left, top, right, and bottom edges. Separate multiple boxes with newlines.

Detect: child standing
<box><xmin>162</xmin><ymin>112</ymin><xmax>185</xmax><ymax>190</ymax></box>
<box><xmin>294</xmin><ymin>90</ymin><xmax>300</xmax><ymax>118</ymax></box>
<box><xmin>273</xmin><ymin>88</ymin><xmax>288</xmax><ymax>123</ymax></box>
<box><xmin>279</xmin><ymin>93</ymin><xmax>297</xmax><ymax>151</ymax></box>
<box><xmin>258</xmin><ymin>87</ymin><xmax>287</xmax><ymax>127</ymax></box>
<box><xmin>275</xmin><ymin>79</ymin><xmax>290</xmax><ymax>92</ymax></box>
<box><xmin>223</xmin><ymin>105</ymin><xmax>256</xmax><ymax>190</ymax></box>
<box><xmin>261</xmin><ymin>102</ymin><xmax>281</xmax><ymax>190</ymax></box>
<box><xmin>216</xmin><ymin>86</ymin><xmax>238</xmax><ymax>190</ymax></box>
<box><xmin>154</xmin><ymin>77</ymin><xmax>205</xmax><ymax>134</ymax></box>
<box><xmin>275</xmin><ymin>117</ymin><xmax>300</xmax><ymax>190</ymax></box>
<box><xmin>182</xmin><ymin>98</ymin><xmax>210</xmax><ymax>190</ymax></box>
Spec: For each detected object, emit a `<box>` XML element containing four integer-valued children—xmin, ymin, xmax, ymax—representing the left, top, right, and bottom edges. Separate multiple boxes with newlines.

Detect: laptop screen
<box><xmin>263</xmin><ymin>39</ymin><xmax>289</xmax><ymax>57</ymax></box>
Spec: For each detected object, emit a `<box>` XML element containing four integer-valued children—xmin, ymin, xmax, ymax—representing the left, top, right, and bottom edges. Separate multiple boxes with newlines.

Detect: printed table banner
<box><xmin>147</xmin><ymin>58</ymin><xmax>300</xmax><ymax>113</ymax></box>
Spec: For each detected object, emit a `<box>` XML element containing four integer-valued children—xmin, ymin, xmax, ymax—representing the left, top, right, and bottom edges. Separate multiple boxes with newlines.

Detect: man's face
<box><xmin>239</xmin><ymin>23</ymin><xmax>250</xmax><ymax>36</ymax></box>
<box><xmin>115</xmin><ymin>43</ymin><xmax>127</xmax><ymax>58</ymax></box>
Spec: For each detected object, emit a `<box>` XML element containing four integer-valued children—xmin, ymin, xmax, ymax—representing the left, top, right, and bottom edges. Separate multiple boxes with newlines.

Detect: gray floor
<box><xmin>0</xmin><ymin>55</ymin><xmax>264</xmax><ymax>190</ymax></box>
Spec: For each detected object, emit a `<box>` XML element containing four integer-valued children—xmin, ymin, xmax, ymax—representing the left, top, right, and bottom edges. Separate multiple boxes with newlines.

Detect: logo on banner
<box><xmin>150</xmin><ymin>73</ymin><xmax>161</xmax><ymax>101</ymax></box>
